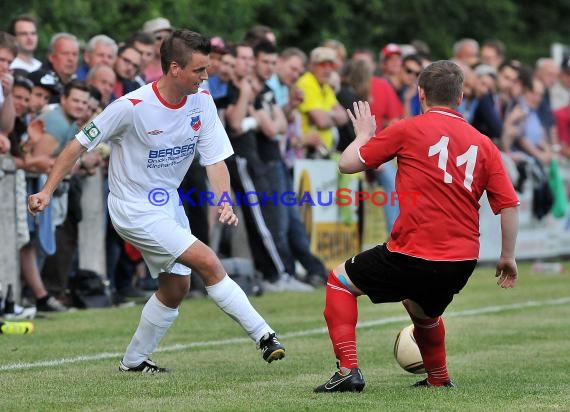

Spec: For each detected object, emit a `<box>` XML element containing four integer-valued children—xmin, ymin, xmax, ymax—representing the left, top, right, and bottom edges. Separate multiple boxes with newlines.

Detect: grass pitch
<box><xmin>1</xmin><ymin>262</ymin><xmax>569</xmax><ymax>411</ymax></box>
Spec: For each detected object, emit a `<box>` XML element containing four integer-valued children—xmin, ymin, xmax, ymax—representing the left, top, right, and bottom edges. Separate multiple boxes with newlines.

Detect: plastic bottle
<box><xmin>4</xmin><ymin>283</ymin><xmax>15</xmax><ymax>314</ymax></box>
<box><xmin>0</xmin><ymin>321</ymin><xmax>35</xmax><ymax>334</ymax></box>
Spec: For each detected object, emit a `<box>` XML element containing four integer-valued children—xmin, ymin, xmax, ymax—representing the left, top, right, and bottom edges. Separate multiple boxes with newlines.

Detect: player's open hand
<box><xmin>347</xmin><ymin>101</ymin><xmax>376</xmax><ymax>139</ymax></box>
<box><xmin>28</xmin><ymin>192</ymin><xmax>51</xmax><ymax>216</ymax></box>
<box><xmin>218</xmin><ymin>202</ymin><xmax>238</xmax><ymax>226</ymax></box>
<box><xmin>495</xmin><ymin>256</ymin><xmax>518</xmax><ymax>288</ymax></box>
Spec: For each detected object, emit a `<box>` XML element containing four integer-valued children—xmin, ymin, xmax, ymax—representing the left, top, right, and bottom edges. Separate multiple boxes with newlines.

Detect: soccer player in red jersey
<box><xmin>314</xmin><ymin>60</ymin><xmax>519</xmax><ymax>392</ymax></box>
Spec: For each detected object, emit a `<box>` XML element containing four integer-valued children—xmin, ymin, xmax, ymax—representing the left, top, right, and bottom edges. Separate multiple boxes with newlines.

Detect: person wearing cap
<box><xmin>27</xmin><ymin>69</ymin><xmax>63</xmax><ymax>120</ymax></box>
<box><xmin>142</xmin><ymin>17</ymin><xmax>173</xmax><ymax>83</ymax></box>
<box><xmin>296</xmin><ymin>46</ymin><xmax>348</xmax><ymax>154</ymax></box>
<box><xmin>380</xmin><ymin>43</ymin><xmax>403</xmax><ymax>88</ymax></box>
<box><xmin>206</xmin><ymin>37</ymin><xmax>233</xmax><ymax>104</ymax></box>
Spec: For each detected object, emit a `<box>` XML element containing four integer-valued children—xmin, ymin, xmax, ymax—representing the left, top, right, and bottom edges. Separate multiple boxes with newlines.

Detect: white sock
<box><xmin>206</xmin><ymin>274</ymin><xmax>272</xmax><ymax>343</ymax></box>
<box><xmin>122</xmin><ymin>293</ymin><xmax>179</xmax><ymax>367</ymax></box>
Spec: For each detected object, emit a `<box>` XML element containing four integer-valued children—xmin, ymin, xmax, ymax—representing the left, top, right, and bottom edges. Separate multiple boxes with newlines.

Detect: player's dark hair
<box><xmin>418</xmin><ymin>60</ymin><xmax>464</xmax><ymax>108</ymax></box>
<box><xmin>160</xmin><ymin>29</ymin><xmax>211</xmax><ymax>74</ymax></box>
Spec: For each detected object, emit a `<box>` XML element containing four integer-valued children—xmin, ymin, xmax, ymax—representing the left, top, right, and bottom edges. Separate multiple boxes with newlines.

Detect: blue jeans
<box><xmin>259</xmin><ymin>160</ymin><xmax>327</xmax><ymax>277</ymax></box>
<box><xmin>283</xmin><ymin>162</ymin><xmax>326</xmax><ymax>276</ymax></box>
<box><xmin>375</xmin><ymin>161</ymin><xmax>399</xmax><ymax>233</ymax></box>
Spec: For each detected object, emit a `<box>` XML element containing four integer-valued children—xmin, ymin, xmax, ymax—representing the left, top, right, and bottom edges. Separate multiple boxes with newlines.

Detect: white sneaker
<box><xmin>277</xmin><ymin>274</ymin><xmax>314</xmax><ymax>292</ymax></box>
<box><xmin>4</xmin><ymin>304</ymin><xmax>37</xmax><ymax>320</ymax></box>
<box><xmin>261</xmin><ymin>279</ymin><xmax>284</xmax><ymax>293</ymax></box>
<box><xmin>262</xmin><ymin>274</ymin><xmax>315</xmax><ymax>293</ymax></box>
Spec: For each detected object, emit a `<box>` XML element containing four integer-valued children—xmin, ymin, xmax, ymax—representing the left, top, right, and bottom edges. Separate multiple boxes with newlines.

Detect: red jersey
<box><xmin>369</xmin><ymin>76</ymin><xmax>403</xmax><ymax>130</ymax></box>
<box><xmin>555</xmin><ymin>106</ymin><xmax>570</xmax><ymax>145</ymax></box>
<box><xmin>359</xmin><ymin>107</ymin><xmax>519</xmax><ymax>260</ymax></box>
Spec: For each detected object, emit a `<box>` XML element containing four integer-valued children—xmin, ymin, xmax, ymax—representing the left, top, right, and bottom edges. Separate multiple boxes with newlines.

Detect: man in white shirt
<box><xmin>28</xmin><ymin>29</ymin><xmax>285</xmax><ymax>373</ymax></box>
<box><xmin>8</xmin><ymin>15</ymin><xmax>42</xmax><ymax>73</ymax></box>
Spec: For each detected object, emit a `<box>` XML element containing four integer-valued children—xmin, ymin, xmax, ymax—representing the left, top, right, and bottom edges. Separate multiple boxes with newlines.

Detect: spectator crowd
<box><xmin>1</xmin><ymin>15</ymin><xmax>569</xmax><ymax>315</ymax></box>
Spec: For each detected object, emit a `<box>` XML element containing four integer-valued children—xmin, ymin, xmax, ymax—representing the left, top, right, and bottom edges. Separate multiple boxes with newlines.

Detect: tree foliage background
<box><xmin>1</xmin><ymin>0</ymin><xmax>570</xmax><ymax>65</ymax></box>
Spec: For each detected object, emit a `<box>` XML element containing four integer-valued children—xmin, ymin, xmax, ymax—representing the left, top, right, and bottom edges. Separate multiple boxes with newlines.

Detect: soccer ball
<box><xmin>393</xmin><ymin>324</ymin><xmax>426</xmax><ymax>374</ymax></box>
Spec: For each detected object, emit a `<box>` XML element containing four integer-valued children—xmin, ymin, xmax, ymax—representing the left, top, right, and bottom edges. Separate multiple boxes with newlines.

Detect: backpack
<box><xmin>69</xmin><ymin>270</ymin><xmax>112</xmax><ymax>309</ymax></box>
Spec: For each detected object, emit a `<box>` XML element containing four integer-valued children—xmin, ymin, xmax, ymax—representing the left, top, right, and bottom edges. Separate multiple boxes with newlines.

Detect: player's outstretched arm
<box><xmin>495</xmin><ymin>206</ymin><xmax>518</xmax><ymax>288</ymax></box>
<box><xmin>205</xmin><ymin>160</ymin><xmax>238</xmax><ymax>226</ymax></box>
<box><xmin>28</xmin><ymin>139</ymin><xmax>87</xmax><ymax>215</ymax></box>
<box><xmin>338</xmin><ymin>101</ymin><xmax>376</xmax><ymax>174</ymax></box>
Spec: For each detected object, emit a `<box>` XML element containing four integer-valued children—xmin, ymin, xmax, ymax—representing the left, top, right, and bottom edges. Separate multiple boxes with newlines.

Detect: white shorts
<box><xmin>108</xmin><ymin>193</ymin><xmax>197</xmax><ymax>278</ymax></box>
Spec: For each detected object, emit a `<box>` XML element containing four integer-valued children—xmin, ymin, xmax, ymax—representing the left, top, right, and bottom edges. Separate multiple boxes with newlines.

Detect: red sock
<box><xmin>409</xmin><ymin>315</ymin><xmax>450</xmax><ymax>386</ymax></box>
<box><xmin>323</xmin><ymin>272</ymin><xmax>359</xmax><ymax>369</ymax></box>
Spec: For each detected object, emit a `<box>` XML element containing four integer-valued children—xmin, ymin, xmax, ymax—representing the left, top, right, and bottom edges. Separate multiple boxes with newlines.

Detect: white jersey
<box><xmin>76</xmin><ymin>82</ymin><xmax>233</xmax><ymax>203</ymax></box>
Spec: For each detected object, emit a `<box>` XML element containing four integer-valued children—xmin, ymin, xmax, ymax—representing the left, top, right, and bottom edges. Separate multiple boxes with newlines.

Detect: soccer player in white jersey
<box><xmin>28</xmin><ymin>29</ymin><xmax>285</xmax><ymax>373</ymax></box>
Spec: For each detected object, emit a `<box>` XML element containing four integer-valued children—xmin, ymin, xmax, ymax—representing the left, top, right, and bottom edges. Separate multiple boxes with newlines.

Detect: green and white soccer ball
<box><xmin>393</xmin><ymin>324</ymin><xmax>426</xmax><ymax>374</ymax></box>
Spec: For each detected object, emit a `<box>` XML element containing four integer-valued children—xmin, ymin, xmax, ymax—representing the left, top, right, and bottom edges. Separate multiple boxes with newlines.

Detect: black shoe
<box><xmin>411</xmin><ymin>378</ymin><xmax>456</xmax><ymax>388</ymax></box>
<box><xmin>314</xmin><ymin>366</ymin><xmax>365</xmax><ymax>393</ymax></box>
<box><xmin>119</xmin><ymin>359</ymin><xmax>169</xmax><ymax>373</ymax></box>
<box><xmin>36</xmin><ymin>296</ymin><xmax>68</xmax><ymax>312</ymax></box>
<box><xmin>258</xmin><ymin>332</ymin><xmax>285</xmax><ymax>363</ymax></box>
<box><xmin>117</xmin><ymin>285</ymin><xmax>146</xmax><ymax>298</ymax></box>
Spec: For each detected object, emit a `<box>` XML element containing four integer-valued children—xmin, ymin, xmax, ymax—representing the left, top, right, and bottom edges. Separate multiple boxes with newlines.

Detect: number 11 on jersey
<box><xmin>428</xmin><ymin>135</ymin><xmax>478</xmax><ymax>191</ymax></box>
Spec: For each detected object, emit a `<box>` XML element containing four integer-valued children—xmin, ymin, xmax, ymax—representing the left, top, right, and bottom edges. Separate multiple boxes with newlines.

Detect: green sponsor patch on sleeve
<box><xmin>82</xmin><ymin>121</ymin><xmax>101</xmax><ymax>142</ymax></box>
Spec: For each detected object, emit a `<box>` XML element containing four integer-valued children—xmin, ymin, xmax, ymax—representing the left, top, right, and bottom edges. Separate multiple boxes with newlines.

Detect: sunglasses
<box><xmin>317</xmin><ymin>61</ymin><xmax>335</xmax><ymax>68</ymax></box>
<box><xmin>405</xmin><ymin>67</ymin><xmax>421</xmax><ymax>76</ymax></box>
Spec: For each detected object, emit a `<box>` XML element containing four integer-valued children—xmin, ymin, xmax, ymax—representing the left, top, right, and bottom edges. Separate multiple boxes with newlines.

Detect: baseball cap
<box><xmin>310</xmin><ymin>47</ymin><xmax>336</xmax><ymax>64</ymax></box>
<box><xmin>142</xmin><ymin>17</ymin><xmax>173</xmax><ymax>34</ymax></box>
<box><xmin>382</xmin><ymin>43</ymin><xmax>402</xmax><ymax>59</ymax></box>
<box><xmin>27</xmin><ymin>69</ymin><xmax>62</xmax><ymax>95</ymax></box>
<box><xmin>210</xmin><ymin>36</ymin><xmax>226</xmax><ymax>53</ymax></box>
